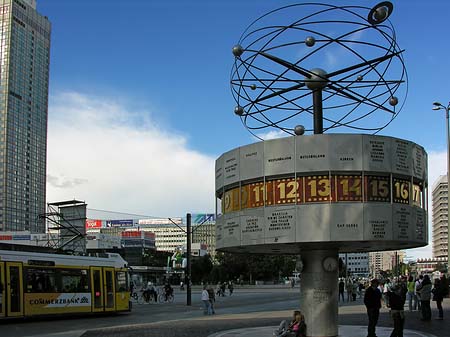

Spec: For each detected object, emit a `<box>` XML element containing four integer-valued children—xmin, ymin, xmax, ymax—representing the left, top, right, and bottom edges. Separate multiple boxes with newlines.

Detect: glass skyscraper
<box><xmin>0</xmin><ymin>0</ymin><xmax>50</xmax><ymax>232</ymax></box>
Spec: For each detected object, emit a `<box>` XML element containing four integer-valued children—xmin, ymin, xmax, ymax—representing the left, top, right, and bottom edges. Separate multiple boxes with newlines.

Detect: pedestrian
<box><xmin>216</xmin><ymin>282</ymin><xmax>222</xmax><ymax>297</ymax></box>
<box><xmin>338</xmin><ymin>279</ymin><xmax>345</xmax><ymax>302</ymax></box>
<box><xmin>201</xmin><ymin>285</ymin><xmax>211</xmax><ymax>315</ymax></box>
<box><xmin>441</xmin><ymin>274</ymin><xmax>449</xmax><ymax>298</ymax></box>
<box><xmin>416</xmin><ymin>274</ymin><xmax>432</xmax><ymax>321</ymax></box>
<box><xmin>387</xmin><ymin>283</ymin><xmax>407</xmax><ymax>337</ymax></box>
<box><xmin>415</xmin><ymin>275</ymin><xmax>423</xmax><ymax>310</ymax></box>
<box><xmin>358</xmin><ymin>281</ymin><xmax>364</xmax><ymax>299</ymax></box>
<box><xmin>207</xmin><ymin>285</ymin><xmax>216</xmax><ymax>314</ymax></box>
<box><xmin>346</xmin><ymin>279</ymin><xmax>353</xmax><ymax>302</ymax></box>
<box><xmin>221</xmin><ymin>282</ymin><xmax>227</xmax><ymax>296</ymax></box>
<box><xmin>228</xmin><ymin>281</ymin><xmax>234</xmax><ymax>296</ymax></box>
<box><xmin>352</xmin><ymin>280</ymin><xmax>358</xmax><ymax>301</ymax></box>
<box><xmin>383</xmin><ymin>278</ymin><xmax>391</xmax><ymax>307</ymax></box>
<box><xmin>364</xmin><ymin>278</ymin><xmax>382</xmax><ymax>337</ymax></box>
<box><xmin>432</xmin><ymin>278</ymin><xmax>445</xmax><ymax>320</ymax></box>
<box><xmin>406</xmin><ymin>275</ymin><xmax>416</xmax><ymax>311</ymax></box>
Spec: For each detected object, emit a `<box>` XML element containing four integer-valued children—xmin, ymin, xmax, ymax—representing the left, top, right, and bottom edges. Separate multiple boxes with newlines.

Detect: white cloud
<box><xmin>46</xmin><ymin>92</ymin><xmax>215</xmax><ymax>218</ymax></box>
<box><xmin>405</xmin><ymin>150</ymin><xmax>447</xmax><ymax>260</ymax></box>
<box><xmin>254</xmin><ymin>129</ymin><xmax>287</xmax><ymax>141</ymax></box>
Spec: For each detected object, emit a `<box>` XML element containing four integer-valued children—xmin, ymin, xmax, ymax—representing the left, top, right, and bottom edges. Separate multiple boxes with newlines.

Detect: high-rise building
<box><xmin>0</xmin><ymin>0</ymin><xmax>50</xmax><ymax>232</ymax></box>
<box><xmin>339</xmin><ymin>253</ymin><xmax>369</xmax><ymax>278</ymax></box>
<box><xmin>191</xmin><ymin>214</ymin><xmax>216</xmax><ymax>257</ymax></box>
<box><xmin>368</xmin><ymin>250</ymin><xmax>405</xmax><ymax>278</ymax></box>
<box><xmin>432</xmin><ymin>175</ymin><xmax>448</xmax><ymax>260</ymax></box>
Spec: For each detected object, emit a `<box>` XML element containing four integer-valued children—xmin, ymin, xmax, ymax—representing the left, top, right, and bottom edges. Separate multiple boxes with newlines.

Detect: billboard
<box><xmin>105</xmin><ymin>219</ymin><xmax>134</xmax><ymax>227</ymax></box>
<box><xmin>138</xmin><ymin>218</ymin><xmax>182</xmax><ymax>225</ymax></box>
<box><xmin>192</xmin><ymin>214</ymin><xmax>216</xmax><ymax>224</ymax></box>
<box><xmin>121</xmin><ymin>230</ymin><xmax>155</xmax><ymax>248</ymax></box>
<box><xmin>85</xmin><ymin>219</ymin><xmax>102</xmax><ymax>229</ymax></box>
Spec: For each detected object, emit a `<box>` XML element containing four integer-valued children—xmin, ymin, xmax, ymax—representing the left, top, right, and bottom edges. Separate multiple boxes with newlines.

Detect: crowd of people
<box><xmin>200</xmin><ymin>281</ymin><xmax>235</xmax><ymax>315</ymax></box>
<box><xmin>131</xmin><ymin>272</ymin><xmax>448</xmax><ymax>337</ymax></box>
<box><xmin>363</xmin><ymin>273</ymin><xmax>449</xmax><ymax>337</ymax></box>
<box><xmin>130</xmin><ymin>281</ymin><xmax>174</xmax><ymax>303</ymax></box>
<box><xmin>338</xmin><ymin>278</ymin><xmax>365</xmax><ymax>302</ymax></box>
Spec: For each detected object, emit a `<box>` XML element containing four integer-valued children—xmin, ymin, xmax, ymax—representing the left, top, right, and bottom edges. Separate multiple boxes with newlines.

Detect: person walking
<box><xmin>383</xmin><ymin>279</ymin><xmax>391</xmax><ymax>308</ymax></box>
<box><xmin>352</xmin><ymin>280</ymin><xmax>358</xmax><ymax>301</ymax></box>
<box><xmin>406</xmin><ymin>275</ymin><xmax>416</xmax><ymax>312</ymax></box>
<box><xmin>346</xmin><ymin>278</ymin><xmax>353</xmax><ymax>302</ymax></box>
<box><xmin>358</xmin><ymin>281</ymin><xmax>365</xmax><ymax>299</ymax></box>
<box><xmin>415</xmin><ymin>275</ymin><xmax>423</xmax><ymax>311</ymax></box>
<box><xmin>364</xmin><ymin>278</ymin><xmax>382</xmax><ymax>337</ymax></box>
<box><xmin>207</xmin><ymin>285</ymin><xmax>216</xmax><ymax>314</ymax></box>
<box><xmin>387</xmin><ymin>283</ymin><xmax>407</xmax><ymax>337</ymax></box>
<box><xmin>201</xmin><ymin>285</ymin><xmax>211</xmax><ymax>315</ymax></box>
<box><xmin>228</xmin><ymin>281</ymin><xmax>234</xmax><ymax>296</ymax></box>
<box><xmin>338</xmin><ymin>279</ymin><xmax>345</xmax><ymax>302</ymax></box>
<box><xmin>432</xmin><ymin>278</ymin><xmax>445</xmax><ymax>320</ymax></box>
<box><xmin>417</xmin><ymin>274</ymin><xmax>432</xmax><ymax>321</ymax></box>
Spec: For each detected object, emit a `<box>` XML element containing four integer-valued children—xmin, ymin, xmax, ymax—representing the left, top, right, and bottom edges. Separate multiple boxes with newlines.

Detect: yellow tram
<box><xmin>0</xmin><ymin>249</ymin><xmax>130</xmax><ymax>318</ymax></box>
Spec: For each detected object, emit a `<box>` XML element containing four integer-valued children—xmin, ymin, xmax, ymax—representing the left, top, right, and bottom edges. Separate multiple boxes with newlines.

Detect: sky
<box><xmin>38</xmin><ymin>0</ymin><xmax>450</xmax><ymax>259</ymax></box>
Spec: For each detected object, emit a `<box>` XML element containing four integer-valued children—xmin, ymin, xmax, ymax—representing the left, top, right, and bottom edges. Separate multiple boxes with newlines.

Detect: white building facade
<box><xmin>432</xmin><ymin>175</ymin><xmax>448</xmax><ymax>260</ymax></box>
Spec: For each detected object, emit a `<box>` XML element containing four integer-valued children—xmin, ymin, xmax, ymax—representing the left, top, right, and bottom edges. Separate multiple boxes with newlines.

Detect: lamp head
<box><xmin>433</xmin><ymin>106</ymin><xmax>441</xmax><ymax>111</ymax></box>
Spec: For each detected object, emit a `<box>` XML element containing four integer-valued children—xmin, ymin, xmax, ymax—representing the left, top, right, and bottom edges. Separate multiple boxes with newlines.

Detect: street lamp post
<box><xmin>432</xmin><ymin>101</ymin><xmax>450</xmax><ymax>274</ymax></box>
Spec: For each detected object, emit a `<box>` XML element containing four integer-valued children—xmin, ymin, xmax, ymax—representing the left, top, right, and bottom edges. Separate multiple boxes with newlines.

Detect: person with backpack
<box><xmin>417</xmin><ymin>274</ymin><xmax>432</xmax><ymax>321</ymax></box>
<box><xmin>387</xmin><ymin>283</ymin><xmax>407</xmax><ymax>337</ymax></box>
<box><xmin>432</xmin><ymin>276</ymin><xmax>447</xmax><ymax>320</ymax></box>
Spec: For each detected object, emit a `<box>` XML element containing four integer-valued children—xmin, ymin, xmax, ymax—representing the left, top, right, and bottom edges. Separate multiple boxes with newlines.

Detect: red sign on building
<box><xmin>85</xmin><ymin>219</ymin><xmax>102</xmax><ymax>229</ymax></box>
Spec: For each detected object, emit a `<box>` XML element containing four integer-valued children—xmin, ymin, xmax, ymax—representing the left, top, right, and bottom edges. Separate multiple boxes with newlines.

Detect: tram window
<box><xmin>60</xmin><ymin>269</ymin><xmax>89</xmax><ymax>293</ymax></box>
<box><xmin>116</xmin><ymin>271</ymin><xmax>128</xmax><ymax>292</ymax></box>
<box><xmin>25</xmin><ymin>268</ymin><xmax>57</xmax><ymax>293</ymax></box>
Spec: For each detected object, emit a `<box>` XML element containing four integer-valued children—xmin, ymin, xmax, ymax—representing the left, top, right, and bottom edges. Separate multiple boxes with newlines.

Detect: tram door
<box><xmin>103</xmin><ymin>268</ymin><xmax>115</xmax><ymax>311</ymax></box>
<box><xmin>90</xmin><ymin>267</ymin><xmax>104</xmax><ymax>312</ymax></box>
<box><xmin>6</xmin><ymin>262</ymin><xmax>23</xmax><ymax>317</ymax></box>
<box><xmin>0</xmin><ymin>262</ymin><xmax>4</xmax><ymax>317</ymax></box>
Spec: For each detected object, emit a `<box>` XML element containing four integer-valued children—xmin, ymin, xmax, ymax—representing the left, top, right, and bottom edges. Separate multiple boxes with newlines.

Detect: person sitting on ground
<box><xmin>273</xmin><ymin>310</ymin><xmax>306</xmax><ymax>337</ymax></box>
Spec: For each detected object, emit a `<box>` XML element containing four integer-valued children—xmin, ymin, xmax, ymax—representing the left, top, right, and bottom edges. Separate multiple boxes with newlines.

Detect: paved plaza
<box><xmin>3</xmin><ymin>288</ymin><xmax>449</xmax><ymax>337</ymax></box>
<box><xmin>80</xmin><ymin>300</ymin><xmax>450</xmax><ymax>337</ymax></box>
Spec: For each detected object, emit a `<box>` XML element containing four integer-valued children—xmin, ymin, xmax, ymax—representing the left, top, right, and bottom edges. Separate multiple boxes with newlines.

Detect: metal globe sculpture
<box><xmin>221</xmin><ymin>4</ymin><xmax>425</xmax><ymax>336</ymax></box>
<box><xmin>231</xmin><ymin>2</ymin><xmax>407</xmax><ymax>139</ymax></box>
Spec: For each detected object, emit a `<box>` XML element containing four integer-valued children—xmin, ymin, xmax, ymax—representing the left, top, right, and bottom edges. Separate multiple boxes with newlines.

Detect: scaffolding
<box><xmin>39</xmin><ymin>200</ymin><xmax>87</xmax><ymax>253</ymax></box>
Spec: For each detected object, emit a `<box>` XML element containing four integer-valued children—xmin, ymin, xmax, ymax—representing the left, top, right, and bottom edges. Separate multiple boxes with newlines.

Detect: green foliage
<box><xmin>191</xmin><ymin>254</ymin><xmax>213</xmax><ymax>284</ymax></box>
<box><xmin>205</xmin><ymin>252</ymin><xmax>296</xmax><ymax>284</ymax></box>
<box><xmin>141</xmin><ymin>249</ymin><xmax>172</xmax><ymax>267</ymax></box>
<box><xmin>435</xmin><ymin>262</ymin><xmax>448</xmax><ymax>273</ymax></box>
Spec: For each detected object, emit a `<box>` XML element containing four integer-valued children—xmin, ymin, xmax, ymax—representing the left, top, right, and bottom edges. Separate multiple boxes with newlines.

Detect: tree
<box><xmin>435</xmin><ymin>262</ymin><xmax>448</xmax><ymax>273</ymax></box>
<box><xmin>191</xmin><ymin>254</ymin><xmax>213</xmax><ymax>284</ymax></box>
<box><xmin>211</xmin><ymin>252</ymin><xmax>297</xmax><ymax>284</ymax></box>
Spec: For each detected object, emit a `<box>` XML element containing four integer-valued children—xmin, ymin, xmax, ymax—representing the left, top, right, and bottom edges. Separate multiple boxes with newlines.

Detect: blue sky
<box><xmin>40</xmin><ymin>0</ymin><xmax>450</xmax><ymax>258</ymax></box>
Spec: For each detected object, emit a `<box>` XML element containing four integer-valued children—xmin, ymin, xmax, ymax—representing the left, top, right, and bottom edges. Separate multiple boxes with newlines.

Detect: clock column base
<box><xmin>300</xmin><ymin>249</ymin><xmax>339</xmax><ymax>337</ymax></box>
